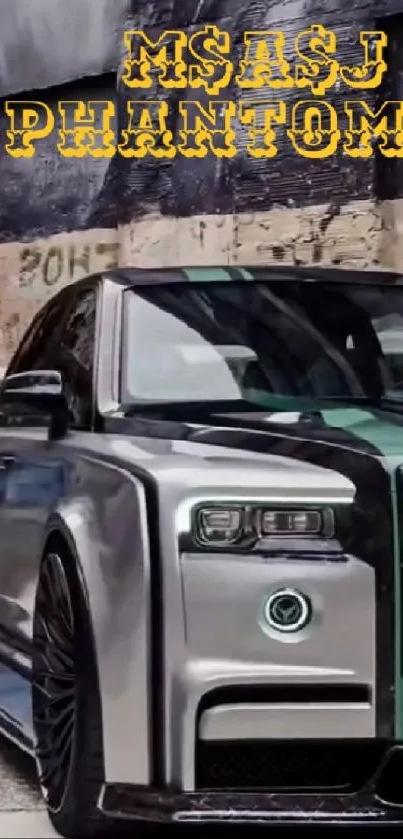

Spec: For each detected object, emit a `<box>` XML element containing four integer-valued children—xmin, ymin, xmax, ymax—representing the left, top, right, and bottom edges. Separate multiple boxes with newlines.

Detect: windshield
<box><xmin>121</xmin><ymin>280</ymin><xmax>403</xmax><ymax>410</ymax></box>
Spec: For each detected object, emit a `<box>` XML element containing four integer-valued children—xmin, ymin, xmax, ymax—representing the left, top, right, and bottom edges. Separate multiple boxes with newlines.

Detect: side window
<box><xmin>52</xmin><ymin>289</ymin><xmax>97</xmax><ymax>430</ymax></box>
<box><xmin>7</xmin><ymin>299</ymin><xmax>67</xmax><ymax>376</ymax></box>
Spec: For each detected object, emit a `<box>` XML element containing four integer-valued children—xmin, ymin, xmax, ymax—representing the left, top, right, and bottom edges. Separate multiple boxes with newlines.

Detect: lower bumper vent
<box><xmin>196</xmin><ymin>740</ymin><xmax>387</xmax><ymax>792</ymax></box>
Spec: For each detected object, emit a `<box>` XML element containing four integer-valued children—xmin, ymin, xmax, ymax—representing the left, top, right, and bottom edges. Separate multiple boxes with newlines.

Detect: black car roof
<box><xmin>111</xmin><ymin>264</ymin><xmax>403</xmax><ymax>287</ymax></box>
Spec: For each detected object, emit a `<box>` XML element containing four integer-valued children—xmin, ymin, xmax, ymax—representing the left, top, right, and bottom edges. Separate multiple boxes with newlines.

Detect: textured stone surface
<box><xmin>120</xmin><ymin>200</ymin><xmax>385</xmax><ymax>269</ymax></box>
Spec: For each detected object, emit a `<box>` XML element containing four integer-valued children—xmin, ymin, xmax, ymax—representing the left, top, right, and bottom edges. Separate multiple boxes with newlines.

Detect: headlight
<box><xmin>192</xmin><ymin>502</ymin><xmax>336</xmax><ymax>551</ymax></box>
<box><xmin>260</xmin><ymin>509</ymin><xmax>323</xmax><ymax>536</ymax></box>
<box><xmin>198</xmin><ymin>507</ymin><xmax>244</xmax><ymax>545</ymax></box>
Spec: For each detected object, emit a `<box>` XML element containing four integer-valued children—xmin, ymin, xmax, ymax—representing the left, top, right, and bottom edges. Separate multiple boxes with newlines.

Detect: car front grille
<box><xmin>195</xmin><ymin>739</ymin><xmax>387</xmax><ymax>792</ymax></box>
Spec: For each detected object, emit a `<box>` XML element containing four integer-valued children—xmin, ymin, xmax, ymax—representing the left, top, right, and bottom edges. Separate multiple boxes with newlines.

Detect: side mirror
<box><xmin>0</xmin><ymin>370</ymin><xmax>70</xmax><ymax>440</ymax></box>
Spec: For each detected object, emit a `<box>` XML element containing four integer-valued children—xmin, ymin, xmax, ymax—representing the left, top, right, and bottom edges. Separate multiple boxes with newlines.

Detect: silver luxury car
<box><xmin>0</xmin><ymin>265</ymin><xmax>402</xmax><ymax>835</ymax></box>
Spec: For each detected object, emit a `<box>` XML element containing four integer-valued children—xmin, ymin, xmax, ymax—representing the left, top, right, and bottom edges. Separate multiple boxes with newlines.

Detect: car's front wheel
<box><xmin>32</xmin><ymin>544</ymin><xmax>106</xmax><ymax>837</ymax></box>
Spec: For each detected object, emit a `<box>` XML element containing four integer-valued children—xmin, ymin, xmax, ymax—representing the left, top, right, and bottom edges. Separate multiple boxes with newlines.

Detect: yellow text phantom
<box><xmin>4</xmin><ymin>99</ymin><xmax>403</xmax><ymax>160</ymax></box>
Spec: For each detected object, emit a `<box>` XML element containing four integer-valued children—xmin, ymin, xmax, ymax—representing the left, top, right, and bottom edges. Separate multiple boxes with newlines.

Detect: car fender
<box><xmin>40</xmin><ymin>457</ymin><xmax>153</xmax><ymax>787</ymax></box>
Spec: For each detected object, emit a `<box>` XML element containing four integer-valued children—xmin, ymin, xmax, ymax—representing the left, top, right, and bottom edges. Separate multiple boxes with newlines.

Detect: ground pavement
<box><xmin>0</xmin><ymin>738</ymin><xmax>57</xmax><ymax>837</ymax></box>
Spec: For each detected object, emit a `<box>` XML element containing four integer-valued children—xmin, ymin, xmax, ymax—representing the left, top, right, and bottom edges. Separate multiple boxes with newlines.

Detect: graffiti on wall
<box><xmin>19</xmin><ymin>238</ymin><xmax>119</xmax><ymax>292</ymax></box>
<box><xmin>0</xmin><ymin>0</ymin><xmax>396</xmax><ymax>255</ymax></box>
<box><xmin>108</xmin><ymin>0</ymin><xmax>386</xmax><ymax>224</ymax></box>
<box><xmin>3</xmin><ymin>26</ymin><xmax>391</xmax><ymax>162</ymax></box>
<box><xmin>119</xmin><ymin>200</ymin><xmax>384</xmax><ymax>270</ymax></box>
<box><xmin>0</xmin><ymin>0</ymin><xmax>400</xmax><ymax>375</ymax></box>
<box><xmin>0</xmin><ymin>228</ymin><xmax>119</xmax><ymax>367</ymax></box>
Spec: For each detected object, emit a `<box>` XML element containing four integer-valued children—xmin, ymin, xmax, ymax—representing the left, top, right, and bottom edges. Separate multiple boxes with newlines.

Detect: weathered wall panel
<box><xmin>0</xmin><ymin>229</ymin><xmax>119</xmax><ymax>364</ymax></box>
<box><xmin>0</xmin><ymin>1</ymin><xmax>403</xmax><ymax>367</ymax></box>
<box><xmin>0</xmin><ymin>76</ymin><xmax>117</xmax><ymax>244</ymax></box>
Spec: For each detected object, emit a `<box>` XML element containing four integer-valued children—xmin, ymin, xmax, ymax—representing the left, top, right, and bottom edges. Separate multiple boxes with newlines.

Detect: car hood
<box><xmin>107</xmin><ymin>403</ymin><xmax>403</xmax><ymax>467</ymax></box>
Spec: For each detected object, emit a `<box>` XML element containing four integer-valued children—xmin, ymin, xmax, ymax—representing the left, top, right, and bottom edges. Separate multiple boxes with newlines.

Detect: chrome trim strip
<box><xmin>96</xmin><ymin>277</ymin><xmax>123</xmax><ymax>416</ymax></box>
<box><xmin>199</xmin><ymin>701</ymin><xmax>374</xmax><ymax>740</ymax></box>
<box><xmin>173</xmin><ymin>810</ymin><xmax>389</xmax><ymax>823</ymax></box>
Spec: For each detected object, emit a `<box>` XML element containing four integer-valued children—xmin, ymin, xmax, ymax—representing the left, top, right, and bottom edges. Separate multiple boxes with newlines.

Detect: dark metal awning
<box><xmin>0</xmin><ymin>0</ymin><xmax>129</xmax><ymax>97</ymax></box>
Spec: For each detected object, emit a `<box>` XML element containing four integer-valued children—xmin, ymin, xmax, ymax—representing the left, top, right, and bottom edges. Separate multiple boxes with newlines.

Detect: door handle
<box><xmin>0</xmin><ymin>455</ymin><xmax>15</xmax><ymax>469</ymax></box>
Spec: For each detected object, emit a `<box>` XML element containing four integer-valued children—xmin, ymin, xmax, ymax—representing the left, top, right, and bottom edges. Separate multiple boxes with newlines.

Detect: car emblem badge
<box><xmin>263</xmin><ymin>588</ymin><xmax>312</xmax><ymax>633</ymax></box>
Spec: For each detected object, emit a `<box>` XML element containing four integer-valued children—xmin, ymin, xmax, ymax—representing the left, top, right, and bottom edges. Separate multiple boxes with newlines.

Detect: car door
<box><xmin>0</xmin><ymin>284</ymin><xmax>98</xmax><ymax>655</ymax></box>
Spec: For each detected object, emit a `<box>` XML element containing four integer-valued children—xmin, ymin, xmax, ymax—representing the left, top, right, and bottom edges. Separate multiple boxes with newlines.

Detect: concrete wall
<box><xmin>0</xmin><ymin>0</ymin><xmax>403</xmax><ymax>366</ymax></box>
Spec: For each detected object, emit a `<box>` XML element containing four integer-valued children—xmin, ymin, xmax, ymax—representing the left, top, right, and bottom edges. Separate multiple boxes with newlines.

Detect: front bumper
<box><xmin>98</xmin><ymin>743</ymin><xmax>403</xmax><ymax>824</ymax></box>
<box><xmin>166</xmin><ymin>550</ymin><xmax>375</xmax><ymax>789</ymax></box>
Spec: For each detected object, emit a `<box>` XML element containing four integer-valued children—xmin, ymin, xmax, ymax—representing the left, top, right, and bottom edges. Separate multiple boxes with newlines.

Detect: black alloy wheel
<box><xmin>32</xmin><ymin>547</ymin><xmax>106</xmax><ymax>837</ymax></box>
<box><xmin>33</xmin><ymin>551</ymin><xmax>76</xmax><ymax>813</ymax></box>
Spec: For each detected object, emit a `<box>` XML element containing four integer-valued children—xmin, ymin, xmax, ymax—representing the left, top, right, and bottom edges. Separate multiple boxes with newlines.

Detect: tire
<box><xmin>32</xmin><ymin>544</ymin><xmax>107</xmax><ymax>837</ymax></box>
